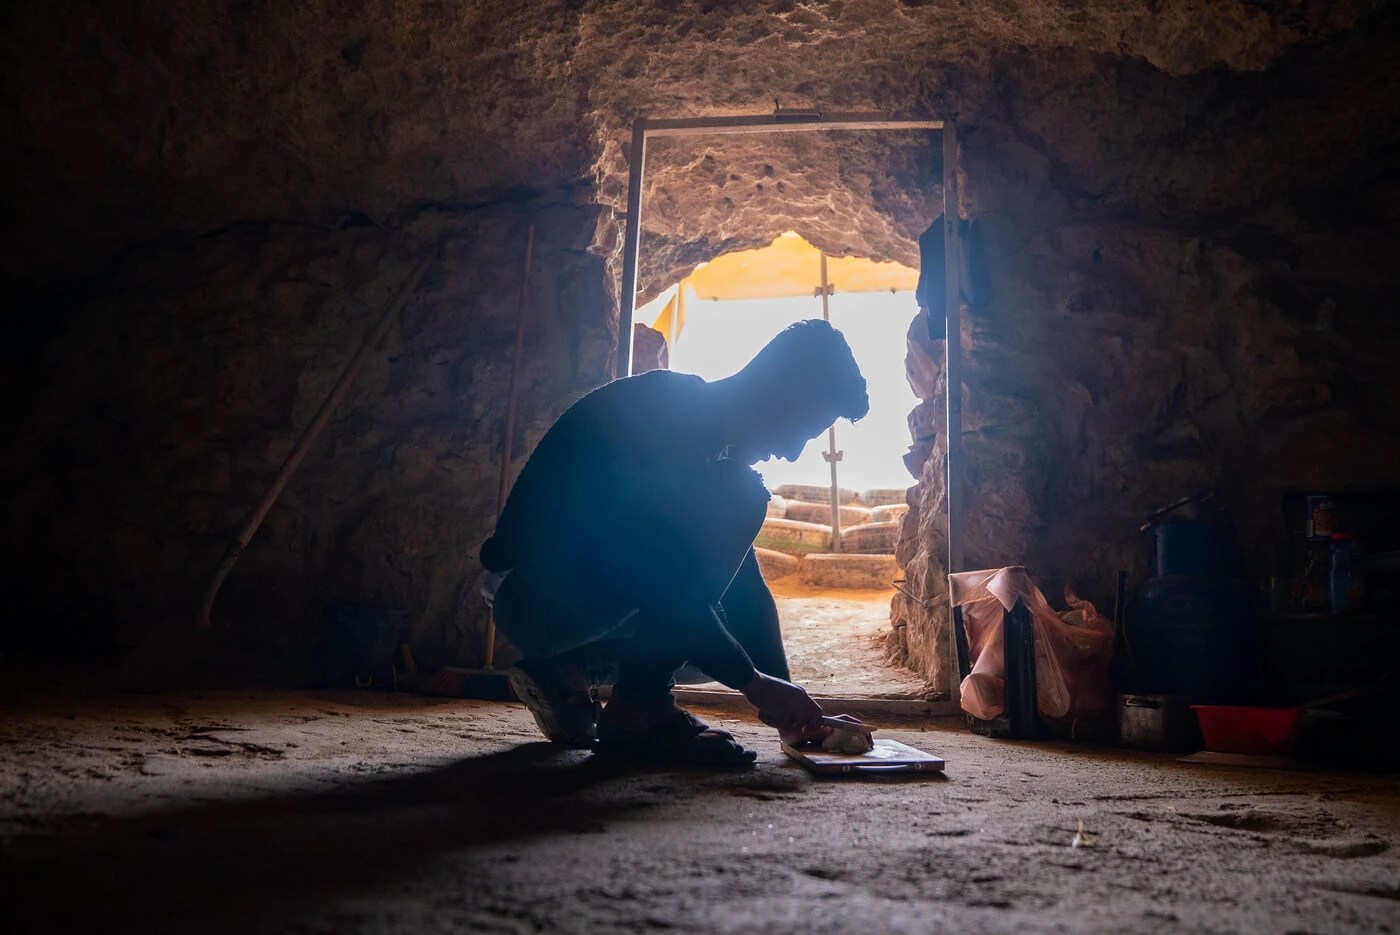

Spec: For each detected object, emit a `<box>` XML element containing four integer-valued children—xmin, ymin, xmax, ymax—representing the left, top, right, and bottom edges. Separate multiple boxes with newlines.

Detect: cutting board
<box><xmin>781</xmin><ymin>738</ymin><xmax>946</xmax><ymax>776</ymax></box>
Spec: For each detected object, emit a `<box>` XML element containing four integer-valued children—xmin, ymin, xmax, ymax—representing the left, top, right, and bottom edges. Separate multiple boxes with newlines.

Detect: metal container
<box><xmin>1127</xmin><ymin>575</ymin><xmax>1251</xmax><ymax>701</ymax></box>
<box><xmin>1142</xmin><ymin>493</ymin><xmax>1237</xmax><ymax>577</ymax></box>
<box><xmin>1118</xmin><ymin>694</ymin><xmax>1199</xmax><ymax>752</ymax></box>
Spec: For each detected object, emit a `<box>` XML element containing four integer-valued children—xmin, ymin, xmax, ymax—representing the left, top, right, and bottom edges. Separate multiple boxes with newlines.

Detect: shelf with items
<box><xmin>1270</xmin><ymin>491</ymin><xmax>1400</xmax><ymax>621</ymax></box>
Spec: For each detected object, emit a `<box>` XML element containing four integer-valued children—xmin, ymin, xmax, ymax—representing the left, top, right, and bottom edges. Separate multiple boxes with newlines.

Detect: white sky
<box><xmin>636</xmin><ymin>287</ymin><xmax>920</xmax><ymax>493</ymax></box>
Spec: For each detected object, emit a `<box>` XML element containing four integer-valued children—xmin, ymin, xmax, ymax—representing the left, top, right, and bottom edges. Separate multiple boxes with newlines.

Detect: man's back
<box><xmin>481</xmin><ymin>369</ymin><xmax>734</xmax><ymax>575</ymax></box>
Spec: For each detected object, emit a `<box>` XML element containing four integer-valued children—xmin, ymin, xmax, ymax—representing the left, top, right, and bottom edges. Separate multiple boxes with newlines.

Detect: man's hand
<box><xmin>741</xmin><ymin>672</ymin><xmax>827</xmax><ymax>743</ymax></box>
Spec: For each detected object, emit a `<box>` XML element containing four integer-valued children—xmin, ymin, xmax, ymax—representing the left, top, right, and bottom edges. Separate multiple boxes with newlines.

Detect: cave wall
<box><xmin>0</xmin><ymin>0</ymin><xmax>595</xmax><ymax>301</ymax></box>
<box><xmin>4</xmin><ymin>1</ymin><xmax>1398</xmax><ymax>685</ymax></box>
<box><xmin>10</xmin><ymin>200</ymin><xmax>616</xmax><ymax>667</ymax></box>
<box><xmin>634</xmin><ymin>132</ymin><xmax>942</xmax><ymax>300</ymax></box>
<box><xmin>890</xmin><ymin>35</ymin><xmax>1400</xmax><ymax>686</ymax></box>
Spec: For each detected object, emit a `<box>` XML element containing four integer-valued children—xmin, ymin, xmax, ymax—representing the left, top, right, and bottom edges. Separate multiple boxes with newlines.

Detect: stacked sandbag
<box><xmin>754</xmin><ymin>547</ymin><xmax>800</xmax><ymax>581</ymax></box>
<box><xmin>783</xmin><ymin>499</ymin><xmax>871</xmax><ymax>527</ymax></box>
<box><xmin>745</xmin><ymin>486</ymin><xmax>911</xmax><ymax>587</ymax></box>
<box><xmin>840</xmin><ymin>521</ymin><xmax>901</xmax><ymax>554</ymax></box>
<box><xmin>774</xmin><ymin>483</ymin><xmax>860</xmax><ymax>505</ymax></box>
<box><xmin>756</xmin><ymin>517</ymin><xmax>832</xmax><ymax>554</ymax></box>
<box><xmin>869</xmin><ymin>503</ymin><xmax>909</xmax><ymax>524</ymax></box>
<box><xmin>800</xmin><ymin>553</ymin><xmax>900</xmax><ymax>589</ymax></box>
<box><xmin>857</xmin><ymin>487</ymin><xmax>908</xmax><ymax>507</ymax></box>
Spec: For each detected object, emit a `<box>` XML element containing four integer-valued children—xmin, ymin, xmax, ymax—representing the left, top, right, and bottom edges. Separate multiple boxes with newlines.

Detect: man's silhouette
<box><xmin>481</xmin><ymin>319</ymin><xmax>870</xmax><ymax>765</ymax></box>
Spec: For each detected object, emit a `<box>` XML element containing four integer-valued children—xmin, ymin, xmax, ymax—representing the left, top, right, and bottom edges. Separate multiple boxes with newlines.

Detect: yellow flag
<box><xmin>650</xmin><ymin>283</ymin><xmax>687</xmax><ymax>348</ymax></box>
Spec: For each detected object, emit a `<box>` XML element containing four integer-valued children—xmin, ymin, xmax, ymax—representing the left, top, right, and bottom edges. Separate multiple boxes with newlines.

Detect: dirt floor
<box><xmin>701</xmin><ymin>579</ymin><xmax>935</xmax><ymax>700</ymax></box>
<box><xmin>3</xmin><ymin>669</ymin><xmax>1399</xmax><ymax>935</ymax></box>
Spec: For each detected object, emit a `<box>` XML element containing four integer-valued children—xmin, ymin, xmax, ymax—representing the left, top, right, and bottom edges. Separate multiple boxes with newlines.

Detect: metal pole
<box><xmin>616</xmin><ymin>120</ymin><xmax>648</xmax><ymax>379</ymax></box>
<box><xmin>819</xmin><ymin>253</ymin><xmax>843</xmax><ymax>553</ymax></box>
<box><xmin>943</xmin><ymin>122</ymin><xmax>964</xmax><ymax>711</ymax></box>
<box><xmin>944</xmin><ymin>123</ymin><xmax>963</xmax><ymax>575</ymax></box>
<box><xmin>639</xmin><ymin>113</ymin><xmax>943</xmax><ymax>137</ymax></box>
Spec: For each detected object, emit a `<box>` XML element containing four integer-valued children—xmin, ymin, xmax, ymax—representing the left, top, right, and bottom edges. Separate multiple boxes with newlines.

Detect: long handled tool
<box><xmin>483</xmin><ymin>224</ymin><xmax>534</xmax><ymax>669</ymax></box>
<box><xmin>195</xmin><ymin>249</ymin><xmax>437</xmax><ymax>630</ymax></box>
<box><xmin>412</xmin><ymin>226</ymin><xmax>534</xmax><ymax>700</ymax></box>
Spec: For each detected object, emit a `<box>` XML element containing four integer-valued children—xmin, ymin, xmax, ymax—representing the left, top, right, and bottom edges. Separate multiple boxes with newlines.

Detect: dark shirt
<box><xmin>481</xmin><ymin>370</ymin><xmax>766</xmax><ymax>687</ymax></box>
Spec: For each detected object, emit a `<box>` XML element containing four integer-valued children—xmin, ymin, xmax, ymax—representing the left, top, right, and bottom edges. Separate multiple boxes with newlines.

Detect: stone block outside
<box><xmin>800</xmin><ymin>553</ymin><xmax>900</xmax><ymax>589</ymax></box>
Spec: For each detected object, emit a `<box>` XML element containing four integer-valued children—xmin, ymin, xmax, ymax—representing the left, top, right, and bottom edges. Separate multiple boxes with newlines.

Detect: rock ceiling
<box><xmin>3</xmin><ymin>1</ymin><xmax>1394</xmax><ymax>297</ymax></box>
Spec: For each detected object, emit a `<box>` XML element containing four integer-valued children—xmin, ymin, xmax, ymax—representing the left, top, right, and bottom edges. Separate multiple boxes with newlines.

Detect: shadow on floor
<box><xmin>2</xmin><ymin>743</ymin><xmax>677</xmax><ymax>933</ymax></box>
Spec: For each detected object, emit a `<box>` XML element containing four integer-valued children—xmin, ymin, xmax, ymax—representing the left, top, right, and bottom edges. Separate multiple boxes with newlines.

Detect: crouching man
<box><xmin>480</xmin><ymin>319</ymin><xmax>869</xmax><ymax>766</ymax></box>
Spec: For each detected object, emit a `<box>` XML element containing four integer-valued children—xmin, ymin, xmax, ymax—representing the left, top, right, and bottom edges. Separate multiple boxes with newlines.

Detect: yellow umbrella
<box><xmin>684</xmin><ymin>231</ymin><xmax>918</xmax><ymax>301</ymax></box>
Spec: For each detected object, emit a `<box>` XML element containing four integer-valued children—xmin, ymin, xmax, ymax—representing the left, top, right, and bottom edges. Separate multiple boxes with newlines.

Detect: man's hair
<box><xmin>740</xmin><ymin>319</ymin><xmax>870</xmax><ymax>421</ymax></box>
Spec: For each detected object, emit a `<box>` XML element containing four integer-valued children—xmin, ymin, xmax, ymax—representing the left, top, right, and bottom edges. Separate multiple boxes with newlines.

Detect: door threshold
<box><xmin>670</xmin><ymin>687</ymin><xmax>958</xmax><ymax>723</ymax></box>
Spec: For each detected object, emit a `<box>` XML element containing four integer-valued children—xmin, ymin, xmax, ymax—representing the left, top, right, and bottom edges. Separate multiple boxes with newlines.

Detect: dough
<box><xmin>821</xmin><ymin>726</ymin><xmax>875</xmax><ymax>755</ymax></box>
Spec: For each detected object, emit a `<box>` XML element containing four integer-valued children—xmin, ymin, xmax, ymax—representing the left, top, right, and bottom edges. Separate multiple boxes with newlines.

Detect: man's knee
<box><xmin>493</xmin><ymin>569</ymin><xmax>637</xmax><ymax>659</ymax></box>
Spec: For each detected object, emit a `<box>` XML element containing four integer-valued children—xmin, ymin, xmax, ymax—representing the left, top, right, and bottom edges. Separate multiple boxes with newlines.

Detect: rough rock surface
<box><xmin>11</xmin><ymin>1</ymin><xmax>1386</xmax><ymax>297</ymax></box>
<box><xmin>4</xmin><ymin>676</ymin><xmax>1398</xmax><ymax>934</ymax></box>
<box><xmin>9</xmin><ymin>201</ymin><xmax>617</xmax><ymax>668</ymax></box>
<box><xmin>3</xmin><ymin>2</ymin><xmax>1399</xmax><ymax>685</ymax></box>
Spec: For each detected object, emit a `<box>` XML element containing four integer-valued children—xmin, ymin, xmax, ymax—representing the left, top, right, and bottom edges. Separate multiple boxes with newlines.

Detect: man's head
<box><xmin>722</xmin><ymin>319</ymin><xmax>870</xmax><ymax>465</ymax></box>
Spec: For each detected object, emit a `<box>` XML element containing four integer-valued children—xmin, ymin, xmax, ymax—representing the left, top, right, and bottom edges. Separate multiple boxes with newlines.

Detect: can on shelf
<box><xmin>1306</xmin><ymin>495</ymin><xmax>1336</xmax><ymax>540</ymax></box>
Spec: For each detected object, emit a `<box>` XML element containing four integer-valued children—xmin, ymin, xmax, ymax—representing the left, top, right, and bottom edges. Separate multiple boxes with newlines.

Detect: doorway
<box><xmin>634</xmin><ymin>234</ymin><xmax>933</xmax><ymax>699</ymax></box>
<box><xmin>616</xmin><ymin>110</ymin><xmax>964</xmax><ymax>703</ymax></box>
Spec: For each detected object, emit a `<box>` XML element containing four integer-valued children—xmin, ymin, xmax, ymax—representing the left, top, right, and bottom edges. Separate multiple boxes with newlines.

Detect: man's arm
<box><xmin>669</xmin><ymin>604</ymin><xmax>758</xmax><ymax>690</ymax></box>
<box><xmin>741</xmin><ymin>671</ymin><xmax>826</xmax><ymax>740</ymax></box>
<box><xmin>661</xmin><ymin>603</ymin><xmax>825</xmax><ymax>740</ymax></box>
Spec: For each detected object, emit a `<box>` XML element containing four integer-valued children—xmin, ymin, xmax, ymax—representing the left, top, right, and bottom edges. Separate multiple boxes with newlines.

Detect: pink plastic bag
<box><xmin>951</xmin><ymin>566</ymin><xmax>1115</xmax><ymax>736</ymax></box>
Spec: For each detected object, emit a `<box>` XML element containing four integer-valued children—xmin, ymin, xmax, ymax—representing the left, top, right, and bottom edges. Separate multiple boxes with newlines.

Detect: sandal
<box><xmin>508</xmin><ymin>658</ymin><xmax>600</xmax><ymax>748</ymax></box>
<box><xmin>595</xmin><ymin>707</ymin><xmax>757</xmax><ymax>767</ymax></box>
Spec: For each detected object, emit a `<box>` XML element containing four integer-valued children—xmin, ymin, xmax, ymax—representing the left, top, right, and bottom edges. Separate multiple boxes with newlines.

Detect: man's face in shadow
<box><xmin>738</xmin><ymin>400</ymin><xmax>835</xmax><ymax>465</ymax></box>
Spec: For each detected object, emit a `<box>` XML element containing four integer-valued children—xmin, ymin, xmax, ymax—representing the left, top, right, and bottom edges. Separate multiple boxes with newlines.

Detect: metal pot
<box><xmin>1118</xmin><ymin>693</ymin><xmax>1200</xmax><ymax>752</ymax></box>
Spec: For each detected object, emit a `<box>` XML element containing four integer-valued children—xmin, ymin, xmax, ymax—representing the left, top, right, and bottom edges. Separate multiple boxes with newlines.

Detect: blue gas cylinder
<box><xmin>1128</xmin><ymin>574</ymin><xmax>1251</xmax><ymax>702</ymax></box>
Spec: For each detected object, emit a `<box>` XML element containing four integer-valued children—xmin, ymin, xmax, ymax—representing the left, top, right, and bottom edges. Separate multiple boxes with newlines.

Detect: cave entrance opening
<box><xmin>634</xmin><ymin>234</ymin><xmax>926</xmax><ymax>698</ymax></box>
<box><xmin>615</xmin><ymin>112</ymin><xmax>963</xmax><ymax>705</ymax></box>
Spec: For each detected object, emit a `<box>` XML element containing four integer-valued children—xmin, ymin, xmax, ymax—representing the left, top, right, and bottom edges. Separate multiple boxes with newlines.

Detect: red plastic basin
<box><xmin>1190</xmin><ymin>705</ymin><xmax>1301</xmax><ymax>754</ymax></box>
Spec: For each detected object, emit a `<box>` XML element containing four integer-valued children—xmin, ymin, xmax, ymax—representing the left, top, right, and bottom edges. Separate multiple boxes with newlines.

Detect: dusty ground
<box><xmin>3</xmin><ymin>669</ymin><xmax>1399</xmax><ymax>935</ymax></box>
<box><xmin>724</xmin><ymin>580</ymin><xmax>935</xmax><ymax>700</ymax></box>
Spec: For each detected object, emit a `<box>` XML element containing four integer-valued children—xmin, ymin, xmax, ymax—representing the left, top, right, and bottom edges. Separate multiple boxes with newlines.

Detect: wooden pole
<box><xmin>818</xmin><ymin>253</ymin><xmax>843</xmax><ymax>553</ymax></box>
<box><xmin>196</xmin><ymin>249</ymin><xmax>436</xmax><ymax>630</ymax></box>
<box><xmin>496</xmin><ymin>225</ymin><xmax>536</xmax><ymax>518</ymax></box>
<box><xmin>485</xmin><ymin>224</ymin><xmax>535</xmax><ymax>669</ymax></box>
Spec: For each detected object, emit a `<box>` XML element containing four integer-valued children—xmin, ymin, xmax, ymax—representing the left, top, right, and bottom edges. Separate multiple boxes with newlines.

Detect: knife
<box><xmin>821</xmin><ymin>714</ymin><xmax>875</xmax><ymax>735</ymax></box>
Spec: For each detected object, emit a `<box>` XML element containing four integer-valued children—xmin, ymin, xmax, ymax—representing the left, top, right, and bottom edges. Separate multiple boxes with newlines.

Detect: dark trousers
<box><xmin>605</xmin><ymin>547</ymin><xmax>790</xmax><ymax>699</ymax></box>
<box><xmin>491</xmin><ymin>464</ymin><xmax>789</xmax><ymax>701</ymax></box>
